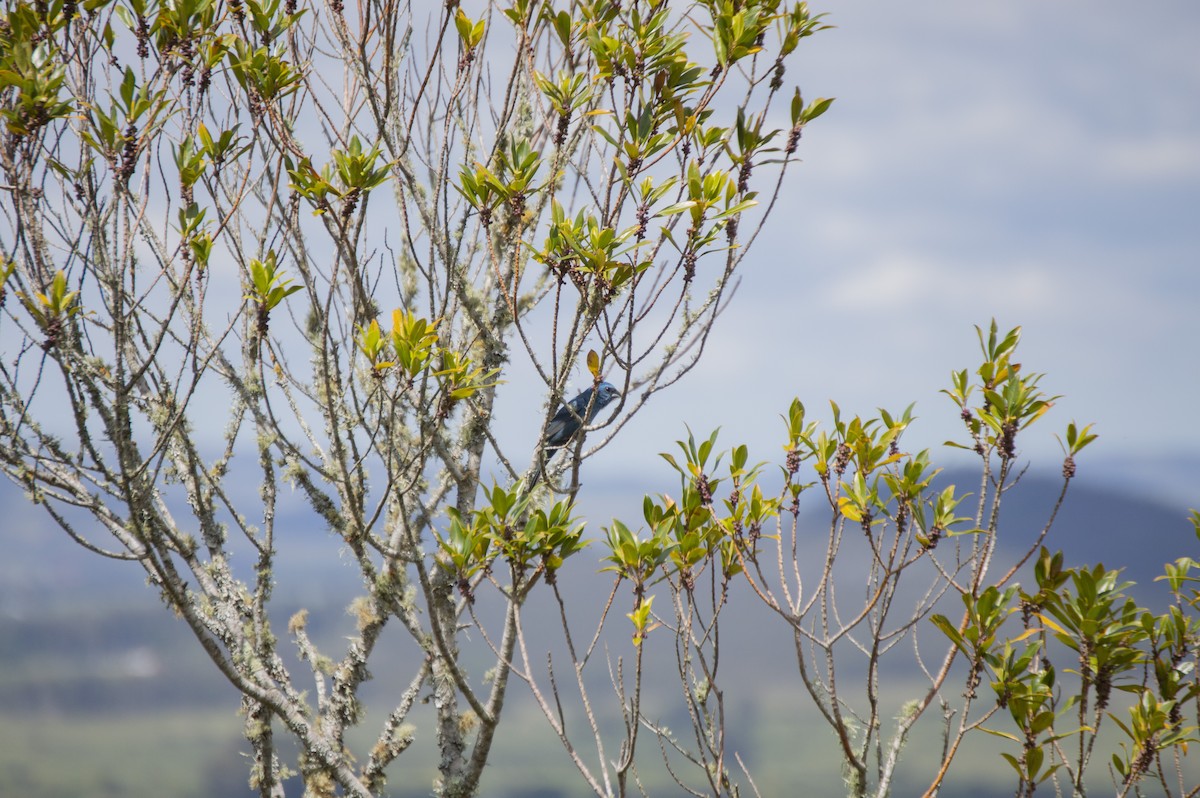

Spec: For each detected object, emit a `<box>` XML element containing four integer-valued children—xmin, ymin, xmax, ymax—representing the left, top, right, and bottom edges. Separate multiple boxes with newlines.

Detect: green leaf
<box><xmin>1026</xmin><ymin>747</ymin><xmax>1044</xmax><ymax>779</ymax></box>
<box><xmin>930</xmin><ymin>613</ymin><xmax>966</xmax><ymax>652</ymax></box>
<box><xmin>837</xmin><ymin>495</ymin><xmax>862</xmax><ymax>522</ymax></box>
<box><xmin>801</xmin><ymin>97</ymin><xmax>835</xmax><ymax>123</ymax></box>
<box><xmin>979</xmin><ymin>726</ymin><xmax>1024</xmax><ymax>745</ymax></box>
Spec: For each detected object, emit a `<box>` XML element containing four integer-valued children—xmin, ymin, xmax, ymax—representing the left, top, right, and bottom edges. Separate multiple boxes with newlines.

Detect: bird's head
<box><xmin>593</xmin><ymin>381</ymin><xmax>621</xmax><ymax>410</ymax></box>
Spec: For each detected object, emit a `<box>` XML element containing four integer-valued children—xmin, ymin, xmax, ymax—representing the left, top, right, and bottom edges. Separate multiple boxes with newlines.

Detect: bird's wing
<box><xmin>544</xmin><ymin>390</ymin><xmax>593</xmax><ymax>448</ymax></box>
<box><xmin>544</xmin><ymin>414</ymin><xmax>571</xmax><ymax>448</ymax></box>
<box><xmin>544</xmin><ymin>400</ymin><xmax>581</xmax><ymax>448</ymax></box>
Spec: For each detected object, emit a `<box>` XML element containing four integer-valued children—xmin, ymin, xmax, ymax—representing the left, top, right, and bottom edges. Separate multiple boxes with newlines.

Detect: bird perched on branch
<box><xmin>531</xmin><ymin>381</ymin><xmax>621</xmax><ymax>487</ymax></box>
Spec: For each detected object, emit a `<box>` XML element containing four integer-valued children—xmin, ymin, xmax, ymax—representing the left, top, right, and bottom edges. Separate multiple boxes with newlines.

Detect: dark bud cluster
<box><xmin>119</xmin><ymin>123</ymin><xmax>139</xmax><ymax>184</ymax></box>
<box><xmin>695</xmin><ymin>474</ymin><xmax>712</xmax><ymax>506</ymax></box>
<box><xmin>436</xmin><ymin>392</ymin><xmax>454</xmax><ymax>420</ymax></box>
<box><xmin>770</xmin><ymin>61</ymin><xmax>785</xmax><ymax>92</ymax></box>
<box><xmin>507</xmin><ymin>191</ymin><xmax>526</xmax><ymax>222</ymax></box>
<box><xmin>635</xmin><ymin>202</ymin><xmax>649</xmax><ymax>241</ymax></box>
<box><xmin>1062</xmin><ymin>455</ymin><xmax>1076</xmax><ymax>479</ymax></box>
<box><xmin>555</xmin><ymin>113</ymin><xmax>571</xmax><ymax>148</ymax></box>
<box><xmin>785</xmin><ymin>448</ymin><xmax>801</xmax><ymax>475</ymax></box>
<box><xmin>960</xmin><ymin>408</ymin><xmax>984</xmax><ymax>455</ymax></box>
<box><xmin>833</xmin><ymin>442</ymin><xmax>851</xmax><ymax>476</ymax></box>
<box><xmin>964</xmin><ymin>660</ymin><xmax>982</xmax><ymax>700</ymax></box>
<box><xmin>785</xmin><ymin>125</ymin><xmax>802</xmax><ymax>155</ymax></box>
<box><xmin>255</xmin><ymin>303</ymin><xmax>270</xmax><ymax>339</ymax></box>
<box><xmin>998</xmin><ymin>421</ymin><xmax>1017</xmax><ymax>460</ymax></box>
<box><xmin>1094</xmin><ymin>666</ymin><xmax>1113</xmax><ymax>711</ymax></box>
<box><xmin>1129</xmin><ymin>744</ymin><xmax>1156</xmax><ymax>785</ymax></box>
<box><xmin>341</xmin><ymin>187</ymin><xmax>361</xmax><ymax>223</ymax></box>
<box><xmin>631</xmin><ymin>55</ymin><xmax>645</xmax><ymax>87</ymax></box>
<box><xmin>41</xmin><ymin>315</ymin><xmax>63</xmax><ymax>351</ymax></box>
<box><xmin>737</xmin><ymin>161</ymin><xmax>752</xmax><ymax>194</ymax></box>
<box><xmin>247</xmin><ymin>92</ymin><xmax>264</xmax><ymax>124</ymax></box>
<box><xmin>173</xmin><ymin>36</ymin><xmax>196</xmax><ymax>88</ymax></box>
<box><xmin>1169</xmin><ymin>693</ymin><xmax>1183</xmax><ymax>726</ymax></box>
<box><xmin>136</xmin><ymin>14</ymin><xmax>149</xmax><ymax>59</ymax></box>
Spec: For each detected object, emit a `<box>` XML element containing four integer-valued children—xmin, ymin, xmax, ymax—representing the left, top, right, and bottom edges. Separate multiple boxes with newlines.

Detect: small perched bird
<box><xmin>532</xmin><ymin>381</ymin><xmax>621</xmax><ymax>485</ymax></box>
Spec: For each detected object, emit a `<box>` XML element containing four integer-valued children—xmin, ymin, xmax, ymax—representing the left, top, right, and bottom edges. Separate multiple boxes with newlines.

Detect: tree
<box><xmin>5</xmin><ymin>1</ymin><xmax>1197</xmax><ymax>796</ymax></box>
<box><xmin>0</xmin><ymin>0</ymin><xmax>831</xmax><ymax>795</ymax></box>
<box><xmin>585</xmin><ymin>321</ymin><xmax>1199</xmax><ymax>797</ymax></box>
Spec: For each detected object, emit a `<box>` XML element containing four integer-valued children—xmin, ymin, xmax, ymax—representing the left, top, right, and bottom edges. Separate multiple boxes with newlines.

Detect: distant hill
<box><xmin>940</xmin><ymin>465</ymin><xmax>1195</xmax><ymax>604</ymax></box>
<box><xmin>2</xmin><ymin>464</ymin><xmax>1193</xmax><ymax>685</ymax></box>
<box><xmin>3</xmin><ymin>461</ymin><xmax>1193</xmax><ymax>607</ymax></box>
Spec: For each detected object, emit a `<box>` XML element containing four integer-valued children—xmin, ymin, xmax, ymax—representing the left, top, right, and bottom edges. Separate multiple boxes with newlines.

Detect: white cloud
<box><xmin>823</xmin><ymin>253</ymin><xmax>1062</xmax><ymax>316</ymax></box>
<box><xmin>787</xmin><ymin>1</ymin><xmax>1200</xmax><ymax>199</ymax></box>
<box><xmin>1099</xmin><ymin>135</ymin><xmax>1200</xmax><ymax>182</ymax></box>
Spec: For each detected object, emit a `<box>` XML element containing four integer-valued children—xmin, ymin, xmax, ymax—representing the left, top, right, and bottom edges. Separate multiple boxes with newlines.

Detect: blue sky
<box><xmin>590</xmin><ymin>1</ymin><xmax>1200</xmax><ymax>506</ymax></box>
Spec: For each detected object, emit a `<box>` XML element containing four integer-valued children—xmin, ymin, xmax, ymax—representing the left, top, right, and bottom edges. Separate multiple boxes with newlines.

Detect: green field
<box><xmin>0</xmin><ymin>684</ymin><xmax>1083</xmax><ymax>798</ymax></box>
<box><xmin>2</xmin><ymin>600</ymin><xmax>1195</xmax><ymax>797</ymax></box>
<box><xmin>0</xmin><ymin>710</ymin><xmax>246</xmax><ymax>798</ymax></box>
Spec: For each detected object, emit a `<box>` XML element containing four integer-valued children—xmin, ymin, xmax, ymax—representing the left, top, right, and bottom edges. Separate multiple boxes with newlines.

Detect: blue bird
<box><xmin>532</xmin><ymin>381</ymin><xmax>621</xmax><ymax>485</ymax></box>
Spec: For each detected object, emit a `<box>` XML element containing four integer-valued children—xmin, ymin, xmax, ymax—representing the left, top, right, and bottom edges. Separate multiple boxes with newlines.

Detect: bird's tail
<box><xmin>525</xmin><ymin>463</ymin><xmax>543</xmax><ymax>492</ymax></box>
<box><xmin>523</xmin><ymin>447</ymin><xmax>559</xmax><ymax>495</ymax></box>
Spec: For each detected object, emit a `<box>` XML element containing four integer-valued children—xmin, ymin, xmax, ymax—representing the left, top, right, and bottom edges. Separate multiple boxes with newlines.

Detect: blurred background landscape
<box><xmin>3</xmin><ymin>460</ymin><xmax>1197</xmax><ymax>797</ymax></box>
